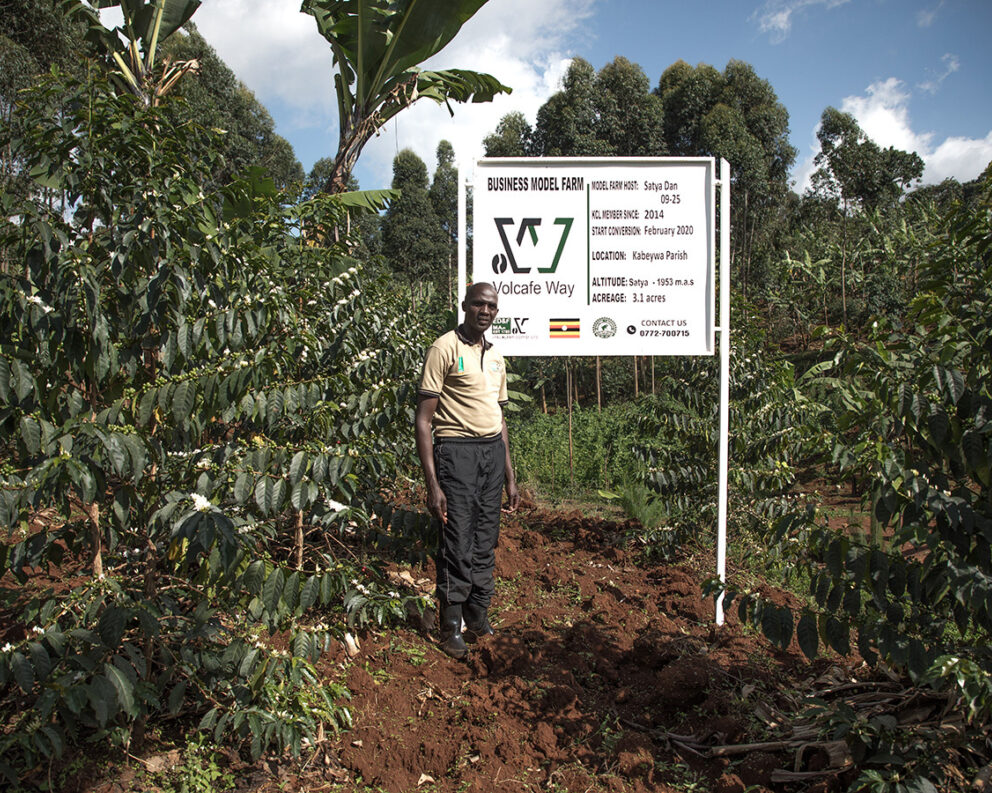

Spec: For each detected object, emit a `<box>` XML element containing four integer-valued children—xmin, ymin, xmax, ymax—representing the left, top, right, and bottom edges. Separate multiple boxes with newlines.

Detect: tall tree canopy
<box><xmin>482</xmin><ymin>111</ymin><xmax>533</xmax><ymax>157</ymax></box>
<box><xmin>811</xmin><ymin>106</ymin><xmax>924</xmax><ymax>212</ymax></box>
<box><xmin>381</xmin><ymin>148</ymin><xmax>448</xmax><ymax>306</ymax></box>
<box><xmin>530</xmin><ymin>57</ymin><xmax>665</xmax><ymax>157</ymax></box>
<box><xmin>1</xmin><ymin>0</ymin><xmax>89</xmax><ymax>196</ymax></box>
<box><xmin>162</xmin><ymin>25</ymin><xmax>304</xmax><ymax>188</ymax></box>
<box><xmin>655</xmin><ymin>59</ymin><xmax>797</xmax><ymax>295</ymax></box>
<box><xmin>430</xmin><ymin>140</ymin><xmax>459</xmax><ymax>305</ymax></box>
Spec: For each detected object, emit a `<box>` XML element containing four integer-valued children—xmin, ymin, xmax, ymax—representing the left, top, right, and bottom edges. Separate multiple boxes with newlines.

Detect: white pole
<box><xmin>457</xmin><ymin>164</ymin><xmax>468</xmax><ymax>323</ymax></box>
<box><xmin>716</xmin><ymin>159</ymin><xmax>731</xmax><ymax>625</ymax></box>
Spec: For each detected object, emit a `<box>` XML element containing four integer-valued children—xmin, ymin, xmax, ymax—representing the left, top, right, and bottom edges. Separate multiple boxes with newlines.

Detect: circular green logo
<box><xmin>593</xmin><ymin>317</ymin><xmax>617</xmax><ymax>339</ymax></box>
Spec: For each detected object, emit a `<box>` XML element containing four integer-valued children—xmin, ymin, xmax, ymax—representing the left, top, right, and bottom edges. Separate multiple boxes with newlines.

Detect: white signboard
<box><xmin>472</xmin><ymin>158</ymin><xmax>715</xmax><ymax>356</ymax></box>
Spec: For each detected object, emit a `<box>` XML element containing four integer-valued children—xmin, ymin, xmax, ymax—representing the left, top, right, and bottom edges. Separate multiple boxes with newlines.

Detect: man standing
<box><xmin>415</xmin><ymin>282</ymin><xmax>519</xmax><ymax>659</ymax></box>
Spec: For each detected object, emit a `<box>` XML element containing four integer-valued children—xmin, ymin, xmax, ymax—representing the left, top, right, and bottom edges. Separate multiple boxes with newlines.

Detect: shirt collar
<box><xmin>455</xmin><ymin>324</ymin><xmax>492</xmax><ymax>350</ymax></box>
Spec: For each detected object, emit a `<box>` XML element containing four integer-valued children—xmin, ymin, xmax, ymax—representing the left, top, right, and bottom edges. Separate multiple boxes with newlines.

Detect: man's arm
<box><xmin>415</xmin><ymin>393</ymin><xmax>446</xmax><ymax>523</ymax></box>
<box><xmin>501</xmin><ymin>416</ymin><xmax>519</xmax><ymax>512</ymax></box>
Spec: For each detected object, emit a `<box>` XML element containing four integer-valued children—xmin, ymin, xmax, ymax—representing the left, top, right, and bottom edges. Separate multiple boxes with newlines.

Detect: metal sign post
<box><xmin>715</xmin><ymin>158</ymin><xmax>730</xmax><ymax>626</ymax></box>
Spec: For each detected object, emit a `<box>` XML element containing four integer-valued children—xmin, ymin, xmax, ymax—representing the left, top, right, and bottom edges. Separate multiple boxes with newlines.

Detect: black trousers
<box><xmin>434</xmin><ymin>435</ymin><xmax>505</xmax><ymax>607</ymax></box>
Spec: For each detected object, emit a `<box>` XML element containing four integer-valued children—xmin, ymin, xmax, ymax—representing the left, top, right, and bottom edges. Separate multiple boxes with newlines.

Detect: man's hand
<box><xmin>427</xmin><ymin>482</ymin><xmax>448</xmax><ymax>524</ymax></box>
<box><xmin>502</xmin><ymin>479</ymin><xmax>520</xmax><ymax>513</ymax></box>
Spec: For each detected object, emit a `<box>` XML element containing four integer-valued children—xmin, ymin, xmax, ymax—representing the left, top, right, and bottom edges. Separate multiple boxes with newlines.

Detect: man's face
<box><xmin>463</xmin><ymin>286</ymin><xmax>499</xmax><ymax>335</ymax></box>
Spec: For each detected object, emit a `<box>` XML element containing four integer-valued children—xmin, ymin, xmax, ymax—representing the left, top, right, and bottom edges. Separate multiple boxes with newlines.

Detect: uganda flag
<box><xmin>549</xmin><ymin>318</ymin><xmax>580</xmax><ymax>338</ymax></box>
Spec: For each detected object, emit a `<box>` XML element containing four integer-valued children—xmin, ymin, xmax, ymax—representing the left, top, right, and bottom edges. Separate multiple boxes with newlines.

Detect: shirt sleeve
<box><xmin>498</xmin><ymin>358</ymin><xmax>508</xmax><ymax>405</ymax></box>
<box><xmin>418</xmin><ymin>344</ymin><xmax>448</xmax><ymax>397</ymax></box>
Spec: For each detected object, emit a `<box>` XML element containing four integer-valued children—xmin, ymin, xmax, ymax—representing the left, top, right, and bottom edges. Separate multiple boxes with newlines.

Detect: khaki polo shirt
<box><xmin>418</xmin><ymin>328</ymin><xmax>508</xmax><ymax>438</ymax></box>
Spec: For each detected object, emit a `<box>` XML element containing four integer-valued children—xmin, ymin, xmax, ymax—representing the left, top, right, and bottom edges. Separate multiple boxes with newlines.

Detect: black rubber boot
<box><xmin>463</xmin><ymin>602</ymin><xmax>495</xmax><ymax>643</ymax></box>
<box><xmin>438</xmin><ymin>600</ymin><xmax>468</xmax><ymax>659</ymax></box>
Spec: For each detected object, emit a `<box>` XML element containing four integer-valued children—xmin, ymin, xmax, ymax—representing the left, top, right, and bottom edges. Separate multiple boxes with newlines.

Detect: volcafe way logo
<box><xmin>491</xmin><ymin>217</ymin><xmax>574</xmax><ymax>275</ymax></box>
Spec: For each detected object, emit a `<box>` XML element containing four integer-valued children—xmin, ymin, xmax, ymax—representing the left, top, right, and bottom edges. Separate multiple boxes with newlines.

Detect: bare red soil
<box><xmin>44</xmin><ymin>499</ymin><xmax>859</xmax><ymax>793</ymax></box>
<box><xmin>223</xmin><ymin>504</ymin><xmax>847</xmax><ymax>793</ymax></box>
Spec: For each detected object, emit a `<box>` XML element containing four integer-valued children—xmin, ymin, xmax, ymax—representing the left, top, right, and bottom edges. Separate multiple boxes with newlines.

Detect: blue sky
<box><xmin>153</xmin><ymin>0</ymin><xmax>992</xmax><ymax>193</ymax></box>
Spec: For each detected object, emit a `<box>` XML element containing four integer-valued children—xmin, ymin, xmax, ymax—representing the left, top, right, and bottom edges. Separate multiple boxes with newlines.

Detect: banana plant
<box><xmin>61</xmin><ymin>0</ymin><xmax>202</xmax><ymax>105</ymax></box>
<box><xmin>303</xmin><ymin>0</ymin><xmax>511</xmax><ymax>193</ymax></box>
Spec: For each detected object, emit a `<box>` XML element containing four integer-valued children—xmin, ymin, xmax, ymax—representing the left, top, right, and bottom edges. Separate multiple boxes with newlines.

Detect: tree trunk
<box><xmin>566</xmin><ymin>363</ymin><xmax>574</xmax><ymax>489</ymax></box>
<box><xmin>295</xmin><ymin>510</ymin><xmax>304</xmax><ymax>570</ymax></box>
<box><xmin>740</xmin><ymin>190</ymin><xmax>749</xmax><ymax>300</ymax></box>
<box><xmin>596</xmin><ymin>356</ymin><xmax>602</xmax><ymax>411</ymax></box>
<box><xmin>324</xmin><ymin>122</ymin><xmax>367</xmax><ymax>194</ymax></box>
<box><xmin>841</xmin><ymin>199</ymin><xmax>849</xmax><ymax>328</ymax></box>
<box><xmin>133</xmin><ymin>531</ymin><xmax>159</xmax><ymax>748</ymax></box>
<box><xmin>447</xmin><ymin>249</ymin><xmax>453</xmax><ymax>310</ymax></box>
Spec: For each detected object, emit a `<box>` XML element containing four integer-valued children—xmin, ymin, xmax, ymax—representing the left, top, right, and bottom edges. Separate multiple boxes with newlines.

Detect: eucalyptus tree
<box><xmin>655</xmin><ymin>59</ymin><xmax>796</xmax><ymax>297</ymax></box>
<box><xmin>812</xmin><ymin>107</ymin><xmax>924</xmax><ymax>213</ymax></box>
<box><xmin>430</xmin><ymin>140</ymin><xmax>459</xmax><ymax>306</ymax></box>
<box><xmin>382</xmin><ymin>148</ymin><xmax>448</xmax><ymax>309</ymax></box>
<box><xmin>593</xmin><ymin>56</ymin><xmax>666</xmax><ymax>156</ymax></box>
<box><xmin>810</xmin><ymin>107</ymin><xmax>923</xmax><ymax>326</ymax></box>
<box><xmin>531</xmin><ymin>58</ymin><xmax>608</xmax><ymax>156</ymax></box>
<box><xmin>161</xmin><ymin>25</ymin><xmax>304</xmax><ymax>189</ymax></box>
<box><xmin>1</xmin><ymin>0</ymin><xmax>89</xmax><ymax>202</ymax></box>
<box><xmin>482</xmin><ymin>110</ymin><xmax>533</xmax><ymax>157</ymax></box>
<box><xmin>528</xmin><ymin>56</ymin><xmax>665</xmax><ymax>158</ymax></box>
<box><xmin>302</xmin><ymin>0</ymin><xmax>511</xmax><ymax>193</ymax></box>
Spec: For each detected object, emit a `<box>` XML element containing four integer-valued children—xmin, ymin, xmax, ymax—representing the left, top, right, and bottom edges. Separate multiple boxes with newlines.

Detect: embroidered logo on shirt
<box><xmin>457</xmin><ymin>356</ymin><xmax>464</xmax><ymax>372</ymax></box>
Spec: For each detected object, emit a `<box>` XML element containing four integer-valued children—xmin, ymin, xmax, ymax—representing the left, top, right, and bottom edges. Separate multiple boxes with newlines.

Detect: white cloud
<box><xmin>752</xmin><ymin>0</ymin><xmax>850</xmax><ymax>42</ymax></box>
<box><xmin>193</xmin><ymin>0</ymin><xmax>335</xmax><ymax>119</ymax></box>
<box><xmin>918</xmin><ymin>53</ymin><xmax>960</xmax><ymax>95</ymax></box>
<box><xmin>925</xmin><ymin>132</ymin><xmax>992</xmax><ymax>183</ymax></box>
<box><xmin>916</xmin><ymin>1</ymin><xmax>944</xmax><ymax>28</ymax></box>
<box><xmin>175</xmin><ymin>0</ymin><xmax>594</xmax><ymax>184</ymax></box>
<box><xmin>840</xmin><ymin>78</ymin><xmax>931</xmax><ymax>155</ymax></box>
<box><xmin>354</xmin><ymin>0</ymin><xmax>596</xmax><ymax>187</ymax></box>
<box><xmin>794</xmin><ymin>76</ymin><xmax>992</xmax><ymax>191</ymax></box>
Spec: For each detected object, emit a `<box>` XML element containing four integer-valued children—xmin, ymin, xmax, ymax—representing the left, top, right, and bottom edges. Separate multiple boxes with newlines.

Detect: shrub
<box><xmin>0</xmin><ymin>70</ymin><xmax>427</xmax><ymax>783</ymax></box>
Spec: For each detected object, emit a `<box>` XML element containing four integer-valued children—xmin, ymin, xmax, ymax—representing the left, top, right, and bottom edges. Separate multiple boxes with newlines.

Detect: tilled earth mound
<box><xmin>286</xmin><ymin>507</ymin><xmax>837</xmax><ymax>793</ymax></box>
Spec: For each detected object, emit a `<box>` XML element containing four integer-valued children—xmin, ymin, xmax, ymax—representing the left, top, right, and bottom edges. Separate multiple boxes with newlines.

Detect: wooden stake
<box><xmin>86</xmin><ymin>502</ymin><xmax>103</xmax><ymax>578</ymax></box>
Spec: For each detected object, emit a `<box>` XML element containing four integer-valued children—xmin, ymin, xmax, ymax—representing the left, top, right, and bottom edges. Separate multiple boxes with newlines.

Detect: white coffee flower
<box><xmin>191</xmin><ymin>493</ymin><xmax>212</xmax><ymax>512</ymax></box>
<box><xmin>327</xmin><ymin>499</ymin><xmax>347</xmax><ymax>513</ymax></box>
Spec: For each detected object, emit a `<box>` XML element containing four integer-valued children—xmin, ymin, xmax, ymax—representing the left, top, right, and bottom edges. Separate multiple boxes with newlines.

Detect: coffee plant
<box><xmin>0</xmin><ymin>70</ymin><xmax>430</xmax><ymax>784</ymax></box>
<box><xmin>626</xmin><ymin>302</ymin><xmax>818</xmax><ymax>558</ymax></box>
<box><xmin>730</xmin><ymin>167</ymin><xmax>992</xmax><ymax>788</ymax></box>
